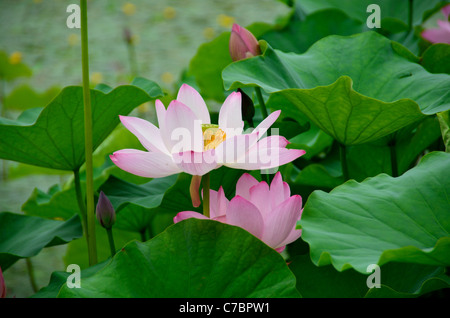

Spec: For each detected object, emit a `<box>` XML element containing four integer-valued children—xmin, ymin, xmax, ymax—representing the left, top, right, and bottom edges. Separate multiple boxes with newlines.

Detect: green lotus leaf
<box><xmin>289</xmin><ymin>254</ymin><xmax>450</xmax><ymax>298</ymax></box>
<box><xmin>3</xmin><ymin>84</ymin><xmax>60</xmax><ymax>111</ymax></box>
<box><xmin>295</xmin><ymin>0</ymin><xmax>444</xmax><ymax>27</ymax></box>
<box><xmin>299</xmin><ymin>151</ymin><xmax>450</xmax><ymax>273</ymax></box>
<box><xmin>223</xmin><ymin>32</ymin><xmax>450</xmax><ymax>145</ymax></box>
<box><xmin>0</xmin><ymin>50</ymin><xmax>32</xmax><ymax>81</ymax></box>
<box><xmin>58</xmin><ymin>219</ymin><xmax>300</xmax><ymax>298</ymax></box>
<box><xmin>420</xmin><ymin>43</ymin><xmax>450</xmax><ymax>74</ymax></box>
<box><xmin>0</xmin><ymin>78</ymin><xmax>163</xmax><ymax>171</ymax></box>
<box><xmin>0</xmin><ymin>212</ymin><xmax>82</xmax><ymax>270</ymax></box>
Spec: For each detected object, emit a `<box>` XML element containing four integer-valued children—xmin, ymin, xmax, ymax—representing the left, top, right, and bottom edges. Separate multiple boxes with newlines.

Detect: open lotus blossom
<box><xmin>110</xmin><ymin>84</ymin><xmax>305</xmax><ymax>178</ymax></box>
<box><xmin>421</xmin><ymin>5</ymin><xmax>450</xmax><ymax>44</ymax></box>
<box><xmin>174</xmin><ymin>172</ymin><xmax>303</xmax><ymax>252</ymax></box>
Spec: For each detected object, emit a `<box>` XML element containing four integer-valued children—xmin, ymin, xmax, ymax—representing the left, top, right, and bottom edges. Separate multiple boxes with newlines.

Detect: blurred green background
<box><xmin>0</xmin><ymin>0</ymin><xmax>289</xmax><ymax>298</ymax></box>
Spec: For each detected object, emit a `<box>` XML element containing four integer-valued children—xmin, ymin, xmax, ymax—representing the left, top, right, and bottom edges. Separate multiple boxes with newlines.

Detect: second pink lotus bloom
<box><xmin>174</xmin><ymin>172</ymin><xmax>303</xmax><ymax>253</ymax></box>
<box><xmin>421</xmin><ymin>5</ymin><xmax>450</xmax><ymax>44</ymax></box>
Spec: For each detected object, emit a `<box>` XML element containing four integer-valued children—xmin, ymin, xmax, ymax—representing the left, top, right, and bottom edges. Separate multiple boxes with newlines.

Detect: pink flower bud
<box><xmin>229</xmin><ymin>24</ymin><xmax>261</xmax><ymax>61</ymax></box>
<box><xmin>96</xmin><ymin>191</ymin><xmax>116</xmax><ymax>229</ymax></box>
<box><xmin>123</xmin><ymin>27</ymin><xmax>133</xmax><ymax>45</ymax></box>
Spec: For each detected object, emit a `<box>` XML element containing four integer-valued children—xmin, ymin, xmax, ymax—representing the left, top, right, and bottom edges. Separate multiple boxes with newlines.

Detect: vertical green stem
<box><xmin>106</xmin><ymin>228</ymin><xmax>116</xmax><ymax>257</ymax></box>
<box><xmin>339</xmin><ymin>143</ymin><xmax>349</xmax><ymax>181</ymax></box>
<box><xmin>73</xmin><ymin>168</ymin><xmax>88</xmax><ymax>238</ymax></box>
<box><xmin>408</xmin><ymin>0</ymin><xmax>413</xmax><ymax>31</ymax></box>
<box><xmin>254</xmin><ymin>86</ymin><xmax>271</xmax><ymax>184</ymax></box>
<box><xmin>389</xmin><ymin>142</ymin><xmax>398</xmax><ymax>178</ymax></box>
<box><xmin>25</xmin><ymin>258</ymin><xmax>38</xmax><ymax>293</ymax></box>
<box><xmin>80</xmin><ymin>0</ymin><xmax>97</xmax><ymax>266</ymax></box>
<box><xmin>202</xmin><ymin>172</ymin><xmax>210</xmax><ymax>218</ymax></box>
<box><xmin>1</xmin><ymin>79</ymin><xmax>7</xmax><ymax>181</ymax></box>
<box><xmin>127</xmin><ymin>42</ymin><xmax>138</xmax><ymax>77</ymax></box>
<box><xmin>140</xmin><ymin>228</ymin><xmax>147</xmax><ymax>242</ymax></box>
<box><xmin>1</xmin><ymin>158</ymin><xmax>7</xmax><ymax>181</ymax></box>
<box><xmin>255</xmin><ymin>86</ymin><xmax>269</xmax><ymax>120</ymax></box>
<box><xmin>0</xmin><ymin>79</ymin><xmax>5</xmax><ymax>118</ymax></box>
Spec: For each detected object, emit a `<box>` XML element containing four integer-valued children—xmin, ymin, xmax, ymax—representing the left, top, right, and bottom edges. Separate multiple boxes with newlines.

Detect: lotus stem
<box><xmin>25</xmin><ymin>258</ymin><xmax>38</xmax><ymax>293</ymax></box>
<box><xmin>126</xmin><ymin>39</ymin><xmax>138</xmax><ymax>77</ymax></box>
<box><xmin>202</xmin><ymin>172</ymin><xmax>210</xmax><ymax>218</ymax></box>
<box><xmin>73</xmin><ymin>168</ymin><xmax>88</xmax><ymax>239</ymax></box>
<box><xmin>408</xmin><ymin>0</ymin><xmax>413</xmax><ymax>31</ymax></box>
<box><xmin>0</xmin><ymin>80</ymin><xmax>7</xmax><ymax>181</ymax></box>
<box><xmin>140</xmin><ymin>228</ymin><xmax>147</xmax><ymax>242</ymax></box>
<box><xmin>254</xmin><ymin>86</ymin><xmax>272</xmax><ymax>184</ymax></box>
<box><xmin>106</xmin><ymin>228</ymin><xmax>116</xmax><ymax>257</ymax></box>
<box><xmin>255</xmin><ymin>86</ymin><xmax>269</xmax><ymax>120</ymax></box>
<box><xmin>389</xmin><ymin>141</ymin><xmax>398</xmax><ymax>177</ymax></box>
<box><xmin>339</xmin><ymin>143</ymin><xmax>349</xmax><ymax>181</ymax></box>
<box><xmin>80</xmin><ymin>0</ymin><xmax>97</xmax><ymax>266</ymax></box>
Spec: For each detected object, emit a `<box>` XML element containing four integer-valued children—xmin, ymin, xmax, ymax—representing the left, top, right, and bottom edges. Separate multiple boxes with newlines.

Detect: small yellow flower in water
<box><xmin>202</xmin><ymin>124</ymin><xmax>226</xmax><ymax>151</ymax></box>
<box><xmin>203</xmin><ymin>27</ymin><xmax>215</xmax><ymax>40</ymax></box>
<box><xmin>9</xmin><ymin>52</ymin><xmax>22</xmax><ymax>65</ymax></box>
<box><xmin>90</xmin><ymin>72</ymin><xmax>103</xmax><ymax>85</ymax></box>
<box><xmin>68</xmin><ymin>33</ymin><xmax>79</xmax><ymax>46</ymax></box>
<box><xmin>163</xmin><ymin>6</ymin><xmax>176</xmax><ymax>20</ymax></box>
<box><xmin>122</xmin><ymin>2</ymin><xmax>136</xmax><ymax>16</ymax></box>
<box><xmin>161</xmin><ymin>72</ymin><xmax>174</xmax><ymax>84</ymax></box>
<box><xmin>217</xmin><ymin>14</ymin><xmax>235</xmax><ymax>28</ymax></box>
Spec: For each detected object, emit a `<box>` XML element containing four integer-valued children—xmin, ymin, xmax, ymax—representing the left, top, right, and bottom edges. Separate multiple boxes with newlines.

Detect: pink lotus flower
<box><xmin>174</xmin><ymin>172</ymin><xmax>303</xmax><ymax>252</ymax></box>
<box><xmin>229</xmin><ymin>23</ymin><xmax>261</xmax><ymax>61</ymax></box>
<box><xmin>421</xmin><ymin>5</ymin><xmax>450</xmax><ymax>44</ymax></box>
<box><xmin>110</xmin><ymin>84</ymin><xmax>305</xmax><ymax>178</ymax></box>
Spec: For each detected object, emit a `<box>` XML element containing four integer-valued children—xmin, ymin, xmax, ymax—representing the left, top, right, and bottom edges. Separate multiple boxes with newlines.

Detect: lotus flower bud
<box><xmin>229</xmin><ymin>23</ymin><xmax>261</xmax><ymax>61</ymax></box>
<box><xmin>0</xmin><ymin>267</ymin><xmax>6</xmax><ymax>298</ymax></box>
<box><xmin>123</xmin><ymin>27</ymin><xmax>133</xmax><ymax>45</ymax></box>
<box><xmin>237</xmin><ymin>88</ymin><xmax>255</xmax><ymax>126</ymax></box>
<box><xmin>96</xmin><ymin>191</ymin><xmax>116</xmax><ymax>229</ymax></box>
